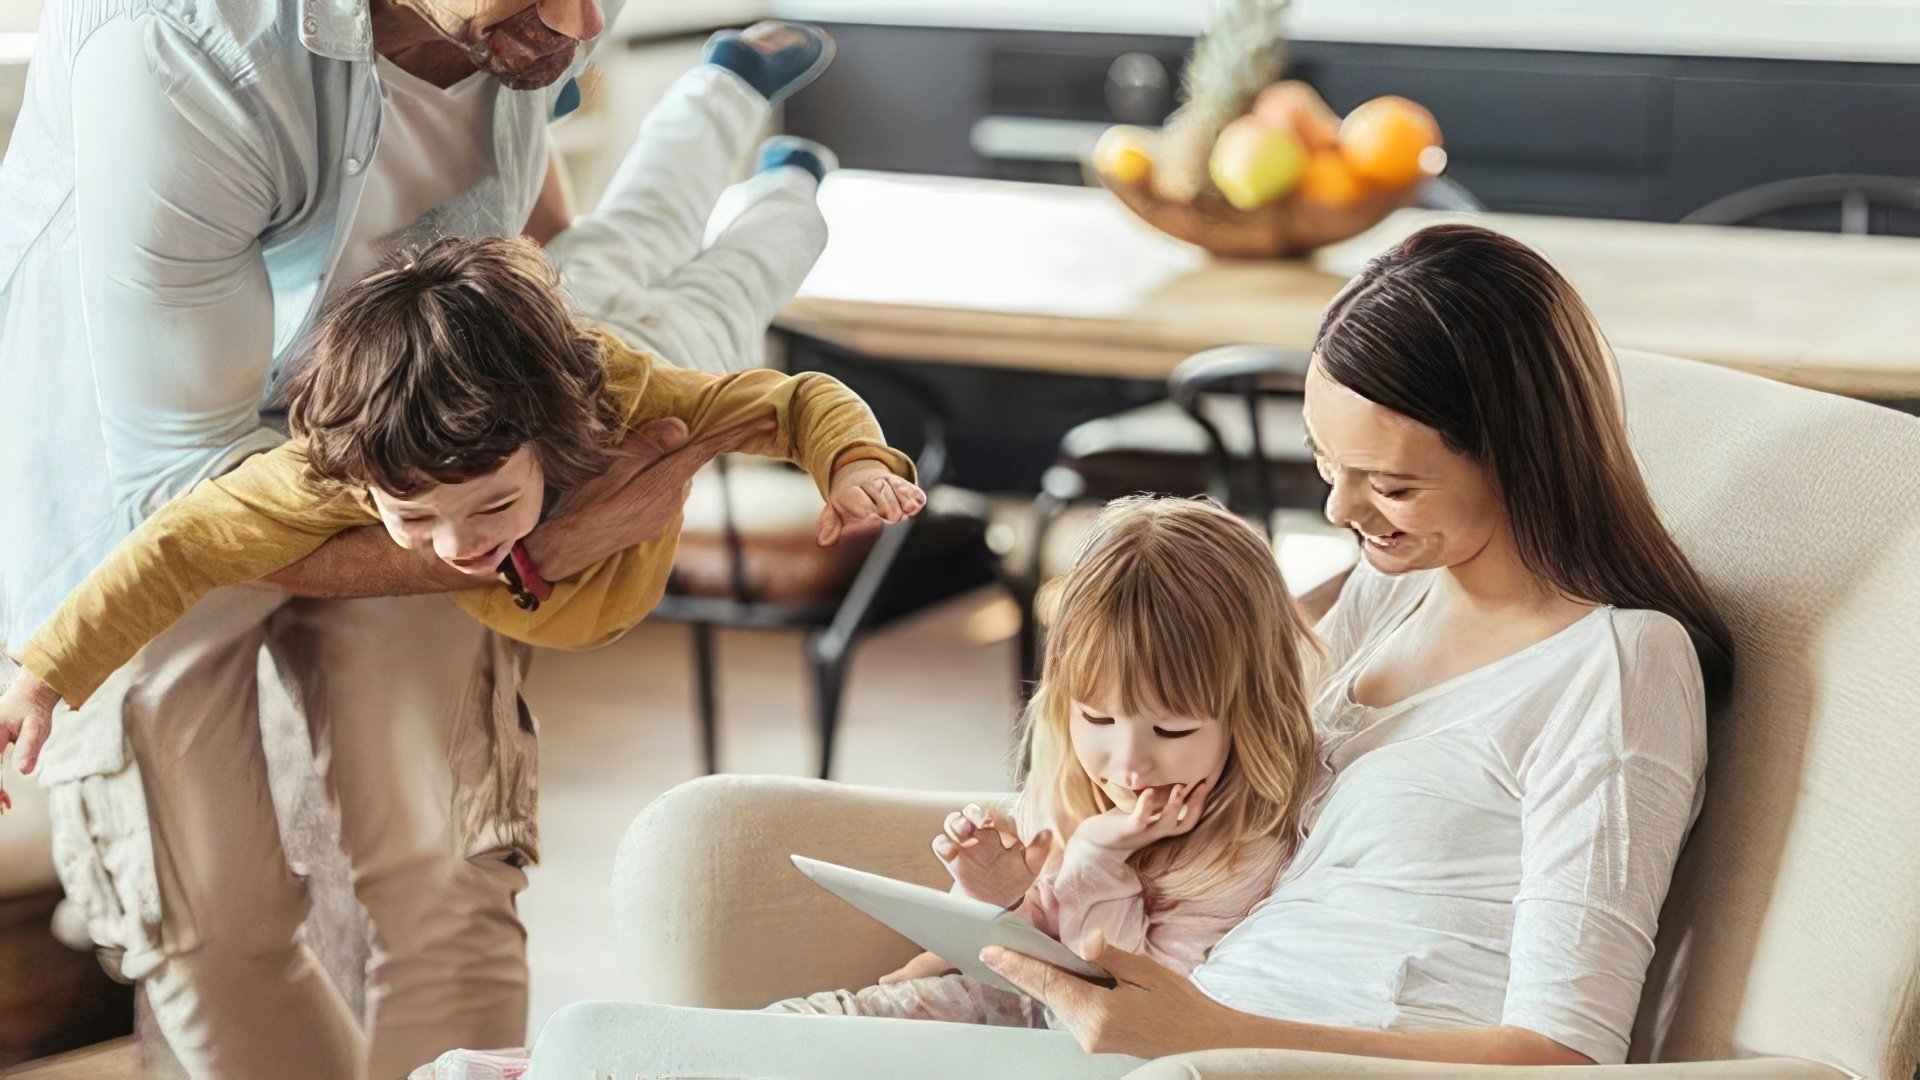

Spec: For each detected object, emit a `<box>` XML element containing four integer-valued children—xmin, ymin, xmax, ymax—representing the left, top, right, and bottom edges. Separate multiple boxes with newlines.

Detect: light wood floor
<box><xmin>517</xmin><ymin>588</ymin><xmax>1026</xmax><ymax>1037</ymax></box>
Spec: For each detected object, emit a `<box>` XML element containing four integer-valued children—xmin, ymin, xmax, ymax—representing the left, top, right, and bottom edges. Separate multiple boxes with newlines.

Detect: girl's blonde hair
<box><xmin>1015</xmin><ymin>496</ymin><xmax>1321</xmax><ymax>903</ymax></box>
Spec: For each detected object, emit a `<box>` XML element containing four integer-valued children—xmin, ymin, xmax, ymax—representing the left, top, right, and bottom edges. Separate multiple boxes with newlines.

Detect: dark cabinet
<box><xmin>785</xmin><ymin>23</ymin><xmax>1920</xmax><ymax>234</ymax></box>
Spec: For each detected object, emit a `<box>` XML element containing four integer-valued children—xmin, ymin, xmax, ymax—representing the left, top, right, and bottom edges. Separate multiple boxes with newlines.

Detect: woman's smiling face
<box><xmin>1302</xmin><ymin>361</ymin><xmax>1508</xmax><ymax>576</ymax></box>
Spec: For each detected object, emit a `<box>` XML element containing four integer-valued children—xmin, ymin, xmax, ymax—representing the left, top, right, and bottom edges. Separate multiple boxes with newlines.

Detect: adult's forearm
<box><xmin>1189</xmin><ymin>1010</ymin><xmax>1589</xmax><ymax>1067</ymax></box>
<box><xmin>257</xmin><ymin>524</ymin><xmax>475</xmax><ymax>598</ymax></box>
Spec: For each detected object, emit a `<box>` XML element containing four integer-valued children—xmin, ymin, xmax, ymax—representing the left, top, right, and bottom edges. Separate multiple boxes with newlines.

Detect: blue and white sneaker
<box><xmin>702</xmin><ymin>21</ymin><xmax>837</xmax><ymax>105</ymax></box>
<box><xmin>756</xmin><ymin>135</ymin><xmax>838</xmax><ymax>184</ymax></box>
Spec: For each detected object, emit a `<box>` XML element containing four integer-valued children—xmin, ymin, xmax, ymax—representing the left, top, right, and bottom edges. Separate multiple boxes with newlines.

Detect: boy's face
<box><xmin>369</xmin><ymin>447</ymin><xmax>547</xmax><ymax>580</ymax></box>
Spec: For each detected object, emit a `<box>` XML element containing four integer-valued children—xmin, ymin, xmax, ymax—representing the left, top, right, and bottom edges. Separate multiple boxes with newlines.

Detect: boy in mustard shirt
<box><xmin>0</xmin><ymin>234</ymin><xmax>923</xmax><ymax>786</ymax></box>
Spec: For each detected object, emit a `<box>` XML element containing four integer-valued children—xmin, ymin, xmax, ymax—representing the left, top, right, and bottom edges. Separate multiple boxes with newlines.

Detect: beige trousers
<box><xmin>37</xmin><ymin>587</ymin><xmax>536</xmax><ymax>1080</ymax></box>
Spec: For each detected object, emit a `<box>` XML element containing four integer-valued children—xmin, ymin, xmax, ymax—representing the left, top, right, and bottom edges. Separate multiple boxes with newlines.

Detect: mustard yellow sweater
<box><xmin>17</xmin><ymin>336</ymin><xmax>914</xmax><ymax>706</ymax></box>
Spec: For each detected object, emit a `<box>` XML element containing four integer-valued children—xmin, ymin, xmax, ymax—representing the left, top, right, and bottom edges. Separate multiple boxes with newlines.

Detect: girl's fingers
<box><xmin>1163</xmin><ymin>783</ymin><xmax>1190</xmax><ymax>823</ymax></box>
<box><xmin>1181</xmin><ymin>779</ymin><xmax>1211</xmax><ymax>826</ymax></box>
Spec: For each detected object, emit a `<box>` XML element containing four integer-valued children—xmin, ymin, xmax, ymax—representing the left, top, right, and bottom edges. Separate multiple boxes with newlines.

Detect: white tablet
<box><xmin>790</xmin><ymin>854</ymin><xmax>1113</xmax><ymax>996</ymax></box>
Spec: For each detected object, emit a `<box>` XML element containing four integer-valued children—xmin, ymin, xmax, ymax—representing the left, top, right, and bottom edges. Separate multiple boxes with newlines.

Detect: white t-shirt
<box><xmin>1189</xmin><ymin>561</ymin><xmax>1707</xmax><ymax>1064</ymax></box>
<box><xmin>330</xmin><ymin>56</ymin><xmax>502</xmax><ymax>294</ymax></box>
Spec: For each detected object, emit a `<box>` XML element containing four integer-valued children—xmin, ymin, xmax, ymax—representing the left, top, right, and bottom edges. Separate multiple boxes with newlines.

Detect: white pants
<box><xmin>550</xmin><ymin>63</ymin><xmax>829</xmax><ymax>375</ymax></box>
<box><xmin>529</xmin><ymin>1002</ymin><xmax>1147</xmax><ymax>1080</ymax></box>
<box><xmin>39</xmin><ymin>589</ymin><xmax>535</xmax><ymax>1080</ymax></box>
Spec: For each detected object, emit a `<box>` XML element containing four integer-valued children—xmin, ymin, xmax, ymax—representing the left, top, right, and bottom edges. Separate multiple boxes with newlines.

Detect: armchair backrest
<box><xmin>1619</xmin><ymin>351</ymin><xmax>1920</xmax><ymax>1078</ymax></box>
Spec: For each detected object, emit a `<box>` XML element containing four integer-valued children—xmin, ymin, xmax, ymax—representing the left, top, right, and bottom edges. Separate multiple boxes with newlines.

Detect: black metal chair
<box><xmin>1683</xmin><ymin>174</ymin><xmax>1920</xmax><ymax>235</ymax></box>
<box><xmin>1008</xmin><ymin>177</ymin><xmax>1486</xmax><ymax>682</ymax></box>
<box><xmin>650</xmin><ymin>358</ymin><xmax>1004</xmax><ymax>780</ymax></box>
<box><xmin>1011</xmin><ymin>344</ymin><xmax>1325</xmax><ymax>688</ymax></box>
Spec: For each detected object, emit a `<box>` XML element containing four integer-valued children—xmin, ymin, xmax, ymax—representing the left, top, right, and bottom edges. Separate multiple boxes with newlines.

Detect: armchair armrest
<box><xmin>612</xmin><ymin>775</ymin><xmax>1009</xmax><ymax>1008</ymax></box>
<box><xmin>1124</xmin><ymin>1051</ymin><xmax>1848</xmax><ymax>1080</ymax></box>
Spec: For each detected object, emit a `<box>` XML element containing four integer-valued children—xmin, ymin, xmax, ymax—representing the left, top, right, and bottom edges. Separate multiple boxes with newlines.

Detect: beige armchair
<box><xmin>599</xmin><ymin>351</ymin><xmax>1920</xmax><ymax>1079</ymax></box>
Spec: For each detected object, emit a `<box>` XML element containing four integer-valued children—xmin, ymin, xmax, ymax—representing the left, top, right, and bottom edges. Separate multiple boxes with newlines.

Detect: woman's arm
<box><xmin>983</xmin><ymin>938</ymin><xmax>1590</xmax><ymax>1065</ymax></box>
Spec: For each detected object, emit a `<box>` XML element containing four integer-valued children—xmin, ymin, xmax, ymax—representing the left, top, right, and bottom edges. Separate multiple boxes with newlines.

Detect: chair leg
<box><xmin>808</xmin><ymin>634</ymin><xmax>851</xmax><ymax>781</ymax></box>
<box><xmin>692</xmin><ymin>623</ymin><xmax>720</xmax><ymax>775</ymax></box>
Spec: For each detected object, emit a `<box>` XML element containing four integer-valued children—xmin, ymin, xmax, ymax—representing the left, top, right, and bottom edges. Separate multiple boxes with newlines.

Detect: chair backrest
<box><xmin>1681</xmin><ymin>174</ymin><xmax>1920</xmax><ymax>235</ymax></box>
<box><xmin>1617</xmin><ymin>351</ymin><xmax>1920</xmax><ymax>1078</ymax></box>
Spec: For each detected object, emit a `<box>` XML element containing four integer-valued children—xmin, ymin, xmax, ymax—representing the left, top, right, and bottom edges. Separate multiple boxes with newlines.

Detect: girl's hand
<box><xmin>0</xmin><ymin>668</ymin><xmax>61</xmax><ymax>811</ymax></box>
<box><xmin>817</xmin><ymin>461</ymin><xmax>927</xmax><ymax>547</ymax></box>
<box><xmin>1071</xmin><ymin>780</ymin><xmax>1211</xmax><ymax>855</ymax></box>
<box><xmin>932</xmin><ymin>803</ymin><xmax>1055</xmax><ymax>909</ymax></box>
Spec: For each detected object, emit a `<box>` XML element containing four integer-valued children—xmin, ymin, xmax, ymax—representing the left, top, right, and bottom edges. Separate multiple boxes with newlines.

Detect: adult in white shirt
<box><xmin>980</xmin><ymin>223</ymin><xmax>1731</xmax><ymax>1068</ymax></box>
<box><xmin>558</xmin><ymin>223</ymin><xmax>1731</xmax><ymax>1079</ymax></box>
<box><xmin>0</xmin><ymin>0</ymin><xmax>835</xmax><ymax>1073</ymax></box>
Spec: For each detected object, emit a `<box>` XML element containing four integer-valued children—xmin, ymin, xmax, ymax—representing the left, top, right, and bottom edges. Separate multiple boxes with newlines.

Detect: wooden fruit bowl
<box><xmin>1093</xmin><ymin>167</ymin><xmax>1424</xmax><ymax>260</ymax></box>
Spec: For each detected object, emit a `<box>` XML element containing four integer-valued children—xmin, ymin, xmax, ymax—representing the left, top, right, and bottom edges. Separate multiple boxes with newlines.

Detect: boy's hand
<box><xmin>933</xmin><ymin>802</ymin><xmax>1054</xmax><ymax>909</ymax></box>
<box><xmin>1071</xmin><ymin>781</ymin><xmax>1210</xmax><ymax>855</ymax></box>
<box><xmin>0</xmin><ymin>667</ymin><xmax>61</xmax><ymax>810</ymax></box>
<box><xmin>817</xmin><ymin>461</ymin><xmax>926</xmax><ymax>546</ymax></box>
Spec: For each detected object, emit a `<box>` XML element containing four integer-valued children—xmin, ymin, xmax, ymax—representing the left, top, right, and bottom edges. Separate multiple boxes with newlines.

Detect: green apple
<box><xmin>1208</xmin><ymin>116</ymin><xmax>1308</xmax><ymax>210</ymax></box>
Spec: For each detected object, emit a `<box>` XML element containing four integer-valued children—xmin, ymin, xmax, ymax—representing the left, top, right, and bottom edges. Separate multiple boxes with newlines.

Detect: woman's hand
<box><xmin>526</xmin><ymin>416</ymin><xmax>774</xmax><ymax>580</ymax></box>
<box><xmin>817</xmin><ymin>460</ymin><xmax>927</xmax><ymax>547</ymax></box>
<box><xmin>982</xmin><ymin>931</ymin><xmax>1229</xmax><ymax>1058</ymax></box>
<box><xmin>986</xmin><ymin>932</ymin><xmax>1599</xmax><ymax>1065</ymax></box>
<box><xmin>933</xmin><ymin>802</ymin><xmax>1054</xmax><ymax>909</ymax></box>
<box><xmin>0</xmin><ymin>667</ymin><xmax>62</xmax><ymax>809</ymax></box>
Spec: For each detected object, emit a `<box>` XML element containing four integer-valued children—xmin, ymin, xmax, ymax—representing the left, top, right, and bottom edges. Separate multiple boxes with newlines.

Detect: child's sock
<box><xmin>702</xmin><ymin>21</ymin><xmax>836</xmax><ymax>105</ymax></box>
<box><xmin>756</xmin><ymin>135</ymin><xmax>839</xmax><ymax>184</ymax></box>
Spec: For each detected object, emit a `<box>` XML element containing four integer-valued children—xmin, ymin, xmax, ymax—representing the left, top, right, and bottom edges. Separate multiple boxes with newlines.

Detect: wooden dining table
<box><xmin>781</xmin><ymin>171</ymin><xmax>1920</xmax><ymax>402</ymax></box>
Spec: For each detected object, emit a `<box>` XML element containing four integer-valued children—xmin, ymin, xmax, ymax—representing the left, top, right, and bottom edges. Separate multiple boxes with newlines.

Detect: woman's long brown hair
<box><xmin>1314</xmin><ymin>223</ymin><xmax>1732</xmax><ymax>686</ymax></box>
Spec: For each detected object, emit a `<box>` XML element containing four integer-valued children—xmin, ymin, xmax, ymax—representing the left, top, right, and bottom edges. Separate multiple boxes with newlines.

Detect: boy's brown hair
<box><xmin>284</xmin><ymin>235</ymin><xmax>624</xmax><ymax>496</ymax></box>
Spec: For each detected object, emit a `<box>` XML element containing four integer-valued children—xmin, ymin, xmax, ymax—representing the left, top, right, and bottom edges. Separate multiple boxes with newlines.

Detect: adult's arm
<box><xmin>70</xmin><ymin>21</ymin><xmax>479</xmax><ymax>601</ymax></box>
<box><xmin>983</xmin><ymin>938</ymin><xmax>1589</xmax><ymax>1065</ymax></box>
<box><xmin>260</xmin><ymin>417</ymin><xmax>751</xmax><ymax>597</ymax></box>
<box><xmin>70</xmin><ymin>19</ymin><xmax>284</xmax><ymax>521</ymax></box>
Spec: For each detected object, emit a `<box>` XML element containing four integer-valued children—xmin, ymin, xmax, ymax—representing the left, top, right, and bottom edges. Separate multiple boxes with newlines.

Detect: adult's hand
<box><xmin>985</xmin><ymin>932</ymin><xmax>1597</xmax><ymax>1066</ymax></box>
<box><xmin>981</xmin><ymin>932</ymin><xmax>1228</xmax><ymax>1059</ymax></box>
<box><xmin>1101</xmin><ymin>168</ymin><xmax>1417</xmax><ymax>260</ymax></box>
<box><xmin>523</xmin><ymin>416</ymin><xmax>774</xmax><ymax>580</ymax></box>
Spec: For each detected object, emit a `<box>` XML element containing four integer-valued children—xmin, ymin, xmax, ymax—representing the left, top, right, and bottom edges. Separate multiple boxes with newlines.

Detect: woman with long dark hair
<box><xmin>980</xmin><ymin>223</ymin><xmax>1727</xmax><ymax>1068</ymax></box>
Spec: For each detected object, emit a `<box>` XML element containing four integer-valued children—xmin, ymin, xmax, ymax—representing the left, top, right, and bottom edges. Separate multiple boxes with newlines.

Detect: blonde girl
<box><xmin>770</xmin><ymin>494</ymin><xmax>1321</xmax><ymax>1027</ymax></box>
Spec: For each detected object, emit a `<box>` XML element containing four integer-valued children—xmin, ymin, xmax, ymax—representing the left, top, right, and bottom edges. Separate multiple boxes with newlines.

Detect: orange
<box><xmin>1295</xmin><ymin>148</ymin><xmax>1368</xmax><ymax>208</ymax></box>
<box><xmin>1338</xmin><ymin>96</ymin><xmax>1442</xmax><ymax>188</ymax></box>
